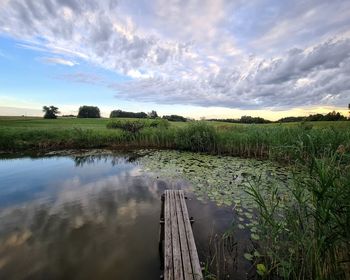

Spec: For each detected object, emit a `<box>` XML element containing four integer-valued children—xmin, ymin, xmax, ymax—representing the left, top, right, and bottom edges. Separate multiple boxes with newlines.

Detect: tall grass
<box><xmin>245</xmin><ymin>141</ymin><xmax>350</xmax><ymax>279</ymax></box>
<box><xmin>1</xmin><ymin>121</ymin><xmax>349</xmax><ymax>164</ymax></box>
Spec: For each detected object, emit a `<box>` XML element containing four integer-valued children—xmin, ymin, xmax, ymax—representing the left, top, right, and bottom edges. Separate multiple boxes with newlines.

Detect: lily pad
<box><xmin>244</xmin><ymin>253</ymin><xmax>253</xmax><ymax>261</ymax></box>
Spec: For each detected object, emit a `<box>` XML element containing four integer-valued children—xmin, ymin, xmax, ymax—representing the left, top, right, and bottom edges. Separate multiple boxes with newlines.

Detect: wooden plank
<box><xmin>164</xmin><ymin>191</ymin><xmax>174</xmax><ymax>280</ymax></box>
<box><xmin>174</xmin><ymin>191</ymin><xmax>193</xmax><ymax>280</ymax></box>
<box><xmin>170</xmin><ymin>191</ymin><xmax>184</xmax><ymax>280</ymax></box>
<box><xmin>179</xmin><ymin>191</ymin><xmax>203</xmax><ymax>280</ymax></box>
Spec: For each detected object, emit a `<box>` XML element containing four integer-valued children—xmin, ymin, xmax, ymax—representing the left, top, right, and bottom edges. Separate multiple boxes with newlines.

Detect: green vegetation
<box><xmin>0</xmin><ymin>117</ymin><xmax>349</xmax><ymax>161</ymax></box>
<box><xmin>209</xmin><ymin>110</ymin><xmax>349</xmax><ymax>124</ymax></box>
<box><xmin>0</xmin><ymin>116</ymin><xmax>349</xmax><ymax>279</ymax></box>
<box><xmin>148</xmin><ymin>110</ymin><xmax>158</xmax><ymax>118</ymax></box>
<box><xmin>137</xmin><ymin>146</ymin><xmax>350</xmax><ymax>279</ymax></box>
<box><xmin>42</xmin><ymin>105</ymin><xmax>59</xmax><ymax>119</ymax></box>
<box><xmin>162</xmin><ymin>114</ymin><xmax>187</xmax><ymax>122</ymax></box>
<box><xmin>245</xmin><ymin>143</ymin><xmax>350</xmax><ymax>279</ymax></box>
<box><xmin>279</xmin><ymin>110</ymin><xmax>348</xmax><ymax>122</ymax></box>
<box><xmin>77</xmin><ymin>105</ymin><xmax>101</xmax><ymax>118</ymax></box>
<box><xmin>209</xmin><ymin>115</ymin><xmax>271</xmax><ymax>124</ymax></box>
<box><xmin>106</xmin><ymin>119</ymin><xmax>170</xmax><ymax>133</ymax></box>
<box><xmin>110</xmin><ymin>109</ymin><xmax>148</xmax><ymax>118</ymax></box>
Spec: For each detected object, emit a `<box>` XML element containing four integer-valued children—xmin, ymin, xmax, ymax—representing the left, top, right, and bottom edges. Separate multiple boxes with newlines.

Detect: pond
<box><xmin>0</xmin><ymin>150</ymin><xmax>294</xmax><ymax>280</ymax></box>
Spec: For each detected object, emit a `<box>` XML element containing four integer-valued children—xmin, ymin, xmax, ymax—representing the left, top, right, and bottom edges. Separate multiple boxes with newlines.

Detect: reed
<box><xmin>245</xmin><ymin>141</ymin><xmax>350</xmax><ymax>279</ymax></box>
<box><xmin>1</xmin><ymin>121</ymin><xmax>349</xmax><ymax>164</ymax></box>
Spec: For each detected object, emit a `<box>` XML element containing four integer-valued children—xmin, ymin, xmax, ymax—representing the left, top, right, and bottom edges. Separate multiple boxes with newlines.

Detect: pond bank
<box><xmin>1</xmin><ymin>121</ymin><xmax>349</xmax><ymax>164</ymax></box>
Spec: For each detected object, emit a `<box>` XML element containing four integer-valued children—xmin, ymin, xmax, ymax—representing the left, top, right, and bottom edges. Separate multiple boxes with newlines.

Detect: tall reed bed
<box><xmin>245</xmin><ymin>142</ymin><xmax>350</xmax><ymax>279</ymax></box>
<box><xmin>1</xmin><ymin>121</ymin><xmax>349</xmax><ymax>164</ymax></box>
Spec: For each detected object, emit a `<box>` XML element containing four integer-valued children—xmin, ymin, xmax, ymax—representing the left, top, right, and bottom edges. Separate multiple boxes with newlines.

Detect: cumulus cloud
<box><xmin>0</xmin><ymin>0</ymin><xmax>349</xmax><ymax>109</ymax></box>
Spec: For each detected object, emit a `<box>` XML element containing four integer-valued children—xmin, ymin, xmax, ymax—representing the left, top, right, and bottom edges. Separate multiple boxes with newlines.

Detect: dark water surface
<box><xmin>0</xmin><ymin>152</ymin><xmax>247</xmax><ymax>280</ymax></box>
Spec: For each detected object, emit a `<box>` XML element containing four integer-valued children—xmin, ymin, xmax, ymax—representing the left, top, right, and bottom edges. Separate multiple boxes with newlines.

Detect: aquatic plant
<box><xmin>175</xmin><ymin>121</ymin><xmax>218</xmax><ymax>152</ymax></box>
<box><xmin>245</xmin><ymin>144</ymin><xmax>350</xmax><ymax>279</ymax></box>
<box><xmin>1</xmin><ymin>119</ymin><xmax>349</xmax><ymax>166</ymax></box>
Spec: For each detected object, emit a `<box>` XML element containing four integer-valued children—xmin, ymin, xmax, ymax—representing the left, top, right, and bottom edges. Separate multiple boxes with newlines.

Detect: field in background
<box><xmin>0</xmin><ymin>116</ymin><xmax>349</xmax><ymax>161</ymax></box>
<box><xmin>1</xmin><ymin>116</ymin><xmax>349</xmax><ymax>129</ymax></box>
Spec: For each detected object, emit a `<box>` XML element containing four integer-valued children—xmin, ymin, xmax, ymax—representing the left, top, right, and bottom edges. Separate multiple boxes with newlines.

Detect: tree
<box><xmin>148</xmin><ymin>110</ymin><xmax>158</xmax><ymax>119</ymax></box>
<box><xmin>43</xmin><ymin>106</ymin><xmax>59</xmax><ymax>119</ymax></box>
<box><xmin>162</xmin><ymin>114</ymin><xmax>187</xmax><ymax>122</ymax></box>
<box><xmin>77</xmin><ymin>106</ymin><xmax>101</xmax><ymax>118</ymax></box>
<box><xmin>110</xmin><ymin>109</ymin><xmax>147</xmax><ymax>118</ymax></box>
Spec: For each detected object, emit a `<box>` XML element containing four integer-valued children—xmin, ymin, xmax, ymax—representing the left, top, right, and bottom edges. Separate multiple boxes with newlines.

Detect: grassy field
<box><xmin>1</xmin><ymin>116</ymin><xmax>349</xmax><ymax>129</ymax></box>
<box><xmin>0</xmin><ymin>117</ymin><xmax>349</xmax><ymax>160</ymax></box>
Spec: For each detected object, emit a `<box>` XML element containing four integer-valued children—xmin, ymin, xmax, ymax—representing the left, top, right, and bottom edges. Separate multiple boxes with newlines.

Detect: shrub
<box><xmin>107</xmin><ymin>120</ymin><xmax>145</xmax><ymax>133</ymax></box>
<box><xmin>149</xmin><ymin>119</ymin><xmax>170</xmax><ymax>129</ymax></box>
<box><xmin>175</xmin><ymin>121</ymin><xmax>217</xmax><ymax>152</ymax></box>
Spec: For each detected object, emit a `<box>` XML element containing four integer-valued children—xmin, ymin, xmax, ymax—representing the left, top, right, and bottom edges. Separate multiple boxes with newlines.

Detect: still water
<box><xmin>0</xmin><ymin>151</ymin><xmax>243</xmax><ymax>280</ymax></box>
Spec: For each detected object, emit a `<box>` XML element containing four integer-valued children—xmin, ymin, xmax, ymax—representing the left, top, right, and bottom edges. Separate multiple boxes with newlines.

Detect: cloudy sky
<box><xmin>0</xmin><ymin>0</ymin><xmax>349</xmax><ymax>119</ymax></box>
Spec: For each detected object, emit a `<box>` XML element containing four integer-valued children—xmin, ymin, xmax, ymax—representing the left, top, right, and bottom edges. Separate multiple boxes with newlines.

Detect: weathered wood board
<box><xmin>164</xmin><ymin>190</ymin><xmax>203</xmax><ymax>280</ymax></box>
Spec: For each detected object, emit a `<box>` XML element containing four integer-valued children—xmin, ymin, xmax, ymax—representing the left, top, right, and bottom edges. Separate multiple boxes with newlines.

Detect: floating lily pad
<box><xmin>244</xmin><ymin>253</ymin><xmax>253</xmax><ymax>261</ymax></box>
<box><xmin>251</xmin><ymin>233</ymin><xmax>260</xmax><ymax>240</ymax></box>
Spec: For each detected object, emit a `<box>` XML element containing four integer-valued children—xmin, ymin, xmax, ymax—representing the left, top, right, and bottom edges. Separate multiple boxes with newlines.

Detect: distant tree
<box><xmin>77</xmin><ymin>106</ymin><xmax>101</xmax><ymax>118</ymax></box>
<box><xmin>110</xmin><ymin>109</ymin><xmax>147</xmax><ymax>118</ymax></box>
<box><xmin>277</xmin><ymin>116</ymin><xmax>305</xmax><ymax>123</ymax></box>
<box><xmin>148</xmin><ymin>110</ymin><xmax>158</xmax><ymax>119</ymax></box>
<box><xmin>240</xmin><ymin>116</ymin><xmax>271</xmax><ymax>124</ymax></box>
<box><xmin>162</xmin><ymin>115</ymin><xmax>187</xmax><ymax>122</ymax></box>
<box><xmin>43</xmin><ymin>106</ymin><xmax>59</xmax><ymax>119</ymax></box>
<box><xmin>207</xmin><ymin>116</ymin><xmax>271</xmax><ymax>124</ymax></box>
<box><xmin>305</xmin><ymin>113</ymin><xmax>324</xmax><ymax>121</ymax></box>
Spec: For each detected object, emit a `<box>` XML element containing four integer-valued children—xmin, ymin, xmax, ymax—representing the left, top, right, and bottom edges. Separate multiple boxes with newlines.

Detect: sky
<box><xmin>0</xmin><ymin>0</ymin><xmax>349</xmax><ymax>120</ymax></box>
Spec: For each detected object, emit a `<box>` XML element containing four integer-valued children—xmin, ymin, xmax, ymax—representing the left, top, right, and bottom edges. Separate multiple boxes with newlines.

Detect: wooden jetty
<box><xmin>160</xmin><ymin>190</ymin><xmax>203</xmax><ymax>280</ymax></box>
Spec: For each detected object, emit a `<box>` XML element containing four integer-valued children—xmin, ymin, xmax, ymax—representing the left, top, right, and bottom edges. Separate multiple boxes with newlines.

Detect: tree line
<box><xmin>208</xmin><ymin>111</ymin><xmax>349</xmax><ymax>124</ymax></box>
<box><xmin>43</xmin><ymin>105</ymin><xmax>348</xmax><ymax>122</ymax></box>
<box><xmin>278</xmin><ymin>111</ymin><xmax>347</xmax><ymax>122</ymax></box>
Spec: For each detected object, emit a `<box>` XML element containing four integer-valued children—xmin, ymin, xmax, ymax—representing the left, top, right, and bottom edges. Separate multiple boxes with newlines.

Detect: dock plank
<box><xmin>170</xmin><ymin>191</ymin><xmax>184</xmax><ymax>280</ymax></box>
<box><xmin>163</xmin><ymin>190</ymin><xmax>203</xmax><ymax>280</ymax></box>
<box><xmin>164</xmin><ymin>191</ymin><xmax>174</xmax><ymax>280</ymax></box>
<box><xmin>174</xmin><ymin>191</ymin><xmax>193</xmax><ymax>280</ymax></box>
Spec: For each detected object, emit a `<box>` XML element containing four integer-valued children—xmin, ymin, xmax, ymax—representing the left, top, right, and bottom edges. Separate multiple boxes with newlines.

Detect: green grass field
<box><xmin>0</xmin><ymin>117</ymin><xmax>349</xmax><ymax>158</ymax></box>
<box><xmin>1</xmin><ymin>116</ymin><xmax>349</xmax><ymax>129</ymax></box>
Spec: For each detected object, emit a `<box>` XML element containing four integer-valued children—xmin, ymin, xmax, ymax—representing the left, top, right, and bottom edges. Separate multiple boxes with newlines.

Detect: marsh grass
<box><xmin>245</xmin><ymin>142</ymin><xmax>350</xmax><ymax>279</ymax></box>
<box><xmin>1</xmin><ymin>119</ymin><xmax>349</xmax><ymax>164</ymax></box>
<box><xmin>204</xmin><ymin>230</ymin><xmax>239</xmax><ymax>280</ymax></box>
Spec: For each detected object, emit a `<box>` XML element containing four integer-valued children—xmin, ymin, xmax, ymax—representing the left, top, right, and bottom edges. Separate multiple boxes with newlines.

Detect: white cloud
<box><xmin>0</xmin><ymin>0</ymin><xmax>349</xmax><ymax>110</ymax></box>
<box><xmin>41</xmin><ymin>57</ymin><xmax>77</xmax><ymax>66</ymax></box>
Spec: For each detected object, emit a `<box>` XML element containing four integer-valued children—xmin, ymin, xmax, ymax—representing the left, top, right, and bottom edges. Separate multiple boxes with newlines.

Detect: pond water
<box><xmin>0</xmin><ymin>150</ymin><xmax>294</xmax><ymax>280</ymax></box>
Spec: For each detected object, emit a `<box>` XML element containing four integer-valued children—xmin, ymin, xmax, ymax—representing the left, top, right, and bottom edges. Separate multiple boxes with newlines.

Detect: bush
<box><xmin>107</xmin><ymin>120</ymin><xmax>145</xmax><ymax>133</ymax></box>
<box><xmin>149</xmin><ymin>119</ymin><xmax>170</xmax><ymax>129</ymax></box>
<box><xmin>175</xmin><ymin>121</ymin><xmax>217</xmax><ymax>152</ymax></box>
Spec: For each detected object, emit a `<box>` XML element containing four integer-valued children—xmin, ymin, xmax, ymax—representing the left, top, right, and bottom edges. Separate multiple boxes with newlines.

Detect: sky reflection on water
<box><xmin>0</xmin><ymin>152</ymin><xmax>249</xmax><ymax>280</ymax></box>
<box><xmin>0</xmin><ymin>154</ymin><xmax>165</xmax><ymax>280</ymax></box>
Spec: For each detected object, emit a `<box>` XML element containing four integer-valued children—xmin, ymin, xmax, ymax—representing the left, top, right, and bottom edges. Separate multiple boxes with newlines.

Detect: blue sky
<box><xmin>0</xmin><ymin>0</ymin><xmax>349</xmax><ymax>119</ymax></box>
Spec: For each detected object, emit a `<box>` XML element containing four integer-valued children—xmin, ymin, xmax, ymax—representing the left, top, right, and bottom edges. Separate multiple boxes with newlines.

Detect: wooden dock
<box><xmin>161</xmin><ymin>190</ymin><xmax>203</xmax><ymax>280</ymax></box>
